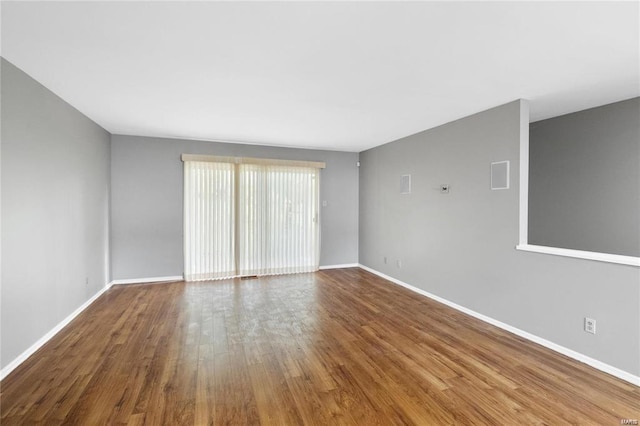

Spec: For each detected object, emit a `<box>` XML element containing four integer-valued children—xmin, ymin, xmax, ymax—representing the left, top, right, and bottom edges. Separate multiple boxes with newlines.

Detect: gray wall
<box><xmin>359</xmin><ymin>100</ymin><xmax>640</xmax><ymax>376</ymax></box>
<box><xmin>529</xmin><ymin>97</ymin><xmax>640</xmax><ymax>257</ymax></box>
<box><xmin>111</xmin><ymin>135</ymin><xmax>359</xmax><ymax>280</ymax></box>
<box><xmin>1</xmin><ymin>58</ymin><xmax>111</xmax><ymax>369</ymax></box>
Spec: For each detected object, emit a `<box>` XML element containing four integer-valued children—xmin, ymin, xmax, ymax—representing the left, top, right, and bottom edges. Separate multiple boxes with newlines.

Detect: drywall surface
<box><xmin>359</xmin><ymin>100</ymin><xmax>640</xmax><ymax>376</ymax></box>
<box><xmin>1</xmin><ymin>58</ymin><xmax>111</xmax><ymax>369</ymax></box>
<box><xmin>111</xmin><ymin>135</ymin><xmax>358</xmax><ymax>280</ymax></box>
<box><xmin>529</xmin><ymin>97</ymin><xmax>640</xmax><ymax>257</ymax></box>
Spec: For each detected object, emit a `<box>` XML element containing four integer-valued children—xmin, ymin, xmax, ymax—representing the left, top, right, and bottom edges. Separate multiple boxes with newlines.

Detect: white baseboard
<box><xmin>1</xmin><ymin>283</ymin><xmax>112</xmax><ymax>381</ymax></box>
<box><xmin>109</xmin><ymin>275</ymin><xmax>184</xmax><ymax>285</ymax></box>
<box><xmin>357</xmin><ymin>264</ymin><xmax>640</xmax><ymax>387</ymax></box>
<box><xmin>319</xmin><ymin>263</ymin><xmax>359</xmax><ymax>270</ymax></box>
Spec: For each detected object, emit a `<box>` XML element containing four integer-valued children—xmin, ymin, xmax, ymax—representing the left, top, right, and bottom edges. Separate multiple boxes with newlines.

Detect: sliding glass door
<box><xmin>238</xmin><ymin>164</ymin><xmax>319</xmax><ymax>276</ymax></box>
<box><xmin>184</xmin><ymin>158</ymin><xmax>320</xmax><ymax>281</ymax></box>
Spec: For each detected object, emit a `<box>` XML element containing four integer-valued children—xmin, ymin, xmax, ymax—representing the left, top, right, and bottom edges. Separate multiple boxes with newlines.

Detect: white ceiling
<box><xmin>2</xmin><ymin>1</ymin><xmax>638</xmax><ymax>152</ymax></box>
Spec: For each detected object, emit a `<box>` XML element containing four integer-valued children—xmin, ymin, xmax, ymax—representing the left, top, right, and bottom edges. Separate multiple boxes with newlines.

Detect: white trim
<box><xmin>109</xmin><ymin>275</ymin><xmax>184</xmax><ymax>285</ymax></box>
<box><xmin>319</xmin><ymin>263</ymin><xmax>359</xmax><ymax>270</ymax></box>
<box><xmin>516</xmin><ymin>244</ymin><xmax>640</xmax><ymax>267</ymax></box>
<box><xmin>1</xmin><ymin>283</ymin><xmax>113</xmax><ymax>381</ymax></box>
<box><xmin>358</xmin><ymin>264</ymin><xmax>640</xmax><ymax>387</ymax></box>
<box><xmin>518</xmin><ymin>99</ymin><xmax>529</xmax><ymax>245</ymax></box>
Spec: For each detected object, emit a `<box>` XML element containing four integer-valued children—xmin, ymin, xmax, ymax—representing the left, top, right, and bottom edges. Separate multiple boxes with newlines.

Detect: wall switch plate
<box><xmin>584</xmin><ymin>317</ymin><xmax>596</xmax><ymax>334</ymax></box>
<box><xmin>322</xmin><ymin>200</ymin><xmax>328</xmax><ymax>207</ymax></box>
<box><xmin>396</xmin><ymin>260</ymin><xmax>402</xmax><ymax>268</ymax></box>
<box><xmin>440</xmin><ymin>184</ymin><xmax>450</xmax><ymax>193</ymax></box>
<box><xmin>400</xmin><ymin>175</ymin><xmax>411</xmax><ymax>194</ymax></box>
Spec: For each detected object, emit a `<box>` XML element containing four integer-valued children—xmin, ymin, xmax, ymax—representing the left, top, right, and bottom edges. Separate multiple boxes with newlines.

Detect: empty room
<box><xmin>1</xmin><ymin>1</ymin><xmax>639</xmax><ymax>424</ymax></box>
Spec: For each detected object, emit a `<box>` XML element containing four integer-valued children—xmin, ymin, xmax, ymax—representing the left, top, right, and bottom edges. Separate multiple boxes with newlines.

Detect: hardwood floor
<box><xmin>1</xmin><ymin>268</ymin><xmax>638</xmax><ymax>425</ymax></box>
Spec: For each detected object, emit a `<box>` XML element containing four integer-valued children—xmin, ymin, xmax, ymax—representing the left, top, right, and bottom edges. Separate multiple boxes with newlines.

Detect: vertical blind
<box><xmin>183</xmin><ymin>161</ymin><xmax>236</xmax><ymax>281</ymax></box>
<box><xmin>183</xmin><ymin>157</ymin><xmax>322</xmax><ymax>281</ymax></box>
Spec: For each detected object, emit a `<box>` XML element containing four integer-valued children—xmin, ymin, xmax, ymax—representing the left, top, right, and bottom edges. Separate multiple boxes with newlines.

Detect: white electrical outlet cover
<box><xmin>585</xmin><ymin>317</ymin><xmax>596</xmax><ymax>334</ymax></box>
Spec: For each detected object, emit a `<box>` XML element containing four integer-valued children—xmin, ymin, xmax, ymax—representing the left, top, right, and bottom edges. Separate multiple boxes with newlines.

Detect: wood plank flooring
<box><xmin>1</xmin><ymin>268</ymin><xmax>638</xmax><ymax>424</ymax></box>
